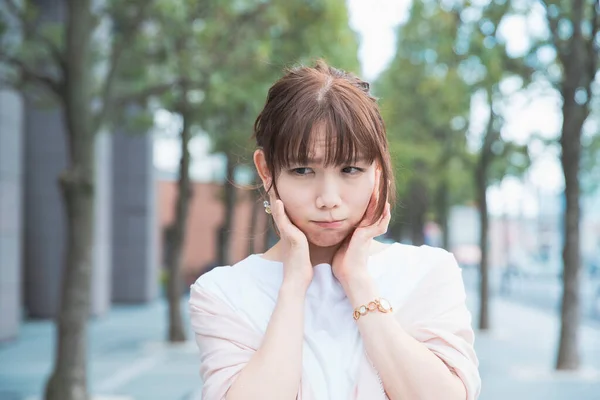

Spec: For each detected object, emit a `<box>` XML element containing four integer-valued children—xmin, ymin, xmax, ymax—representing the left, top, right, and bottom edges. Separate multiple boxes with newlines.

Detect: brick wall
<box><xmin>157</xmin><ymin>181</ymin><xmax>269</xmax><ymax>284</ymax></box>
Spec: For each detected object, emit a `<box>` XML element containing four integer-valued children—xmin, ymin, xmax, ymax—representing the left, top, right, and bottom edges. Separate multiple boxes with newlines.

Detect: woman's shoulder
<box><xmin>375</xmin><ymin>242</ymin><xmax>462</xmax><ymax>291</ymax></box>
<box><xmin>380</xmin><ymin>242</ymin><xmax>459</xmax><ymax>271</ymax></box>
<box><xmin>192</xmin><ymin>254</ymin><xmax>266</xmax><ymax>288</ymax></box>
<box><xmin>190</xmin><ymin>254</ymin><xmax>282</xmax><ymax>304</ymax></box>
<box><xmin>376</xmin><ymin>243</ymin><xmax>466</xmax><ymax>310</ymax></box>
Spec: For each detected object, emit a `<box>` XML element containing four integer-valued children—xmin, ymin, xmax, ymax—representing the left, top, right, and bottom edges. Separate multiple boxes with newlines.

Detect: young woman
<box><xmin>189</xmin><ymin>60</ymin><xmax>481</xmax><ymax>400</ymax></box>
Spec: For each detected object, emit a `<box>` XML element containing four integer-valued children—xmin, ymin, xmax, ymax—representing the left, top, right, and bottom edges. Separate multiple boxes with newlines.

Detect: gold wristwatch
<box><xmin>353</xmin><ymin>298</ymin><xmax>393</xmax><ymax>321</ymax></box>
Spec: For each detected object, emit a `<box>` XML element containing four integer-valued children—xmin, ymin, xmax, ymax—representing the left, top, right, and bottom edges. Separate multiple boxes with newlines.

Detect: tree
<box><xmin>129</xmin><ymin>0</ymin><xmax>290</xmax><ymax>340</ymax></box>
<box><xmin>458</xmin><ymin>0</ymin><xmax>533</xmax><ymax>331</ymax></box>
<box><xmin>538</xmin><ymin>0</ymin><xmax>599</xmax><ymax>370</ymax></box>
<box><xmin>137</xmin><ymin>0</ymin><xmax>211</xmax><ymax>344</ymax></box>
<box><xmin>375</xmin><ymin>0</ymin><xmax>474</xmax><ymax>245</ymax></box>
<box><xmin>163</xmin><ymin>92</ymin><xmax>193</xmax><ymax>343</ymax></box>
<box><xmin>473</xmin><ymin>89</ymin><xmax>529</xmax><ymax>331</ymax></box>
<box><xmin>0</xmin><ymin>1</ymin><xmax>177</xmax><ymax>398</ymax></box>
<box><xmin>375</xmin><ymin>0</ymin><xmax>533</xmax><ymax>331</ymax></box>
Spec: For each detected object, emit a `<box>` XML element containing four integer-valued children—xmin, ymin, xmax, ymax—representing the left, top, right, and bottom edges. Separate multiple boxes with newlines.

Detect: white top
<box><xmin>191</xmin><ymin>242</ymin><xmax>481</xmax><ymax>400</ymax></box>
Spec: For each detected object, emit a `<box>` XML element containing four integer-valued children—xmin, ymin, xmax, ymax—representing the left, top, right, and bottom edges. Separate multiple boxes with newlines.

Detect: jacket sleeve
<box><xmin>188</xmin><ymin>281</ymin><xmax>262</xmax><ymax>400</ymax></box>
<box><xmin>398</xmin><ymin>248</ymin><xmax>482</xmax><ymax>400</ymax></box>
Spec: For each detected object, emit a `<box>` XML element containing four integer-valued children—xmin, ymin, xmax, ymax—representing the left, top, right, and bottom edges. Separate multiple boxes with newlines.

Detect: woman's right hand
<box><xmin>270</xmin><ymin>199</ymin><xmax>313</xmax><ymax>292</ymax></box>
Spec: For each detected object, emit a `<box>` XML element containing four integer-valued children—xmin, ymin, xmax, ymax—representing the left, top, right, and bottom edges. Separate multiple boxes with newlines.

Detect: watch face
<box><xmin>379</xmin><ymin>298</ymin><xmax>392</xmax><ymax>311</ymax></box>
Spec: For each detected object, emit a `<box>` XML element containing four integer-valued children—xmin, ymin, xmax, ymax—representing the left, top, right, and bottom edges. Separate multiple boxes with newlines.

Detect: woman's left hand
<box><xmin>331</xmin><ymin>172</ymin><xmax>391</xmax><ymax>285</ymax></box>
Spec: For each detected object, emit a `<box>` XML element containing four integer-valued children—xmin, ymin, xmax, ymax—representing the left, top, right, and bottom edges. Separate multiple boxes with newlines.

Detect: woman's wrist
<box><xmin>280</xmin><ymin>277</ymin><xmax>310</xmax><ymax>298</ymax></box>
<box><xmin>340</xmin><ymin>271</ymin><xmax>379</xmax><ymax>308</ymax></box>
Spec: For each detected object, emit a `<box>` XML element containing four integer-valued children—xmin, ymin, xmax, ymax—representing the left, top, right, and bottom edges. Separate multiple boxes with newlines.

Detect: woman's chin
<box><xmin>305</xmin><ymin>229</ymin><xmax>350</xmax><ymax>248</ymax></box>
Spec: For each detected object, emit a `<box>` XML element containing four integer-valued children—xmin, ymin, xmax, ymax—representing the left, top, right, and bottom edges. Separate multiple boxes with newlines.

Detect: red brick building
<box><xmin>157</xmin><ymin>180</ymin><xmax>269</xmax><ymax>284</ymax></box>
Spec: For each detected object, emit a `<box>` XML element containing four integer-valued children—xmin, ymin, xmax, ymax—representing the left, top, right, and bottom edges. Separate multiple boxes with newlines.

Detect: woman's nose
<box><xmin>315</xmin><ymin>177</ymin><xmax>341</xmax><ymax>209</ymax></box>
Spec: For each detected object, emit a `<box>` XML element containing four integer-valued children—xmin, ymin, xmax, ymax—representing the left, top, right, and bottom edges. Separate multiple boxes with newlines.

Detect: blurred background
<box><xmin>0</xmin><ymin>0</ymin><xmax>599</xmax><ymax>399</ymax></box>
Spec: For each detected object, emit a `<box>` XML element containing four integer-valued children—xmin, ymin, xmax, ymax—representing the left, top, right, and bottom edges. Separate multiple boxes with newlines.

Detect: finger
<box><xmin>268</xmin><ymin>190</ymin><xmax>279</xmax><ymax>208</ymax></box>
<box><xmin>270</xmin><ymin>199</ymin><xmax>288</xmax><ymax>234</ymax></box>
<box><xmin>272</xmin><ymin>200</ymin><xmax>303</xmax><ymax>244</ymax></box>
<box><xmin>360</xmin><ymin>202</ymin><xmax>391</xmax><ymax>239</ymax></box>
<box><xmin>363</xmin><ymin>197</ymin><xmax>377</xmax><ymax>226</ymax></box>
<box><xmin>374</xmin><ymin>202</ymin><xmax>392</xmax><ymax>236</ymax></box>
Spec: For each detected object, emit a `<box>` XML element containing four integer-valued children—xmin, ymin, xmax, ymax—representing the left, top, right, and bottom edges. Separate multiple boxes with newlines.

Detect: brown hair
<box><xmin>253</xmin><ymin>59</ymin><xmax>395</xmax><ymax>224</ymax></box>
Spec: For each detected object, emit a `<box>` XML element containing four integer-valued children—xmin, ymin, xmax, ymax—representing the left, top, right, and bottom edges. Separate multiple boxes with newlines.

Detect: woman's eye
<box><xmin>342</xmin><ymin>166</ymin><xmax>363</xmax><ymax>174</ymax></box>
<box><xmin>291</xmin><ymin>167</ymin><xmax>313</xmax><ymax>175</ymax></box>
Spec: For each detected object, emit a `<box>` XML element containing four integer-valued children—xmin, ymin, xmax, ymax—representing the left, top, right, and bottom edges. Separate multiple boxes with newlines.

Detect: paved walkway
<box><xmin>0</xmin><ymin>299</ymin><xmax>201</xmax><ymax>400</ymax></box>
<box><xmin>468</xmin><ymin>295</ymin><xmax>600</xmax><ymax>399</ymax></box>
<box><xmin>1</xmin><ymin>280</ymin><xmax>600</xmax><ymax>399</ymax></box>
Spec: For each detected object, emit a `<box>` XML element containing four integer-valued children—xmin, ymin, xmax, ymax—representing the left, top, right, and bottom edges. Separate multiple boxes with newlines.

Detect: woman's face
<box><xmin>257</xmin><ymin>130</ymin><xmax>378</xmax><ymax>248</ymax></box>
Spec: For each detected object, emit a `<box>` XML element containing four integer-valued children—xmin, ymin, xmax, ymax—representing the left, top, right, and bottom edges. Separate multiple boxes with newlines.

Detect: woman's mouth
<box><xmin>312</xmin><ymin>220</ymin><xmax>345</xmax><ymax>229</ymax></box>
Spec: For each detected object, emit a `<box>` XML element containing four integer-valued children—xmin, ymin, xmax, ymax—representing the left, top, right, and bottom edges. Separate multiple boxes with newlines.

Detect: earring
<box><xmin>263</xmin><ymin>200</ymin><xmax>272</xmax><ymax>214</ymax></box>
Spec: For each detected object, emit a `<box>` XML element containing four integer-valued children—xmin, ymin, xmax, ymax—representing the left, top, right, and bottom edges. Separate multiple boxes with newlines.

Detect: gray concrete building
<box><xmin>0</xmin><ymin>89</ymin><xmax>24</xmax><ymax>341</ymax></box>
<box><xmin>111</xmin><ymin>128</ymin><xmax>158</xmax><ymax>303</ymax></box>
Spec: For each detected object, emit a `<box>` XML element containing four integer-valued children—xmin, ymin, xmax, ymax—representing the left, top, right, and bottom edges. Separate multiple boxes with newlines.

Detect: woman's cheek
<box><xmin>276</xmin><ymin>189</ymin><xmax>305</xmax><ymax>221</ymax></box>
<box><xmin>357</xmin><ymin>180</ymin><xmax>375</xmax><ymax>208</ymax></box>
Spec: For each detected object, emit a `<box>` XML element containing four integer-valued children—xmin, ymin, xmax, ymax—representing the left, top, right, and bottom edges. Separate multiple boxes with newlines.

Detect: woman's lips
<box><xmin>312</xmin><ymin>220</ymin><xmax>345</xmax><ymax>229</ymax></box>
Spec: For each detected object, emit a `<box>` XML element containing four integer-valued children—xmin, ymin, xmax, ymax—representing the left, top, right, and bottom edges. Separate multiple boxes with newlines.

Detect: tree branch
<box><xmin>93</xmin><ymin>1</ymin><xmax>152</xmax><ymax>132</ymax></box>
<box><xmin>203</xmin><ymin>3</ymin><xmax>270</xmax><ymax>73</ymax></box>
<box><xmin>0</xmin><ymin>77</ymin><xmax>18</xmax><ymax>90</ymax></box>
<box><xmin>112</xmin><ymin>81</ymin><xmax>182</xmax><ymax>107</ymax></box>
<box><xmin>0</xmin><ymin>53</ymin><xmax>62</xmax><ymax>97</ymax></box>
<box><xmin>539</xmin><ymin>0</ymin><xmax>568</xmax><ymax>63</ymax></box>
<box><xmin>572</xmin><ymin>0</ymin><xmax>584</xmax><ymax>38</ymax></box>
<box><xmin>4</xmin><ymin>0</ymin><xmax>66</xmax><ymax>75</ymax></box>
<box><xmin>589</xmin><ymin>0</ymin><xmax>600</xmax><ymax>77</ymax></box>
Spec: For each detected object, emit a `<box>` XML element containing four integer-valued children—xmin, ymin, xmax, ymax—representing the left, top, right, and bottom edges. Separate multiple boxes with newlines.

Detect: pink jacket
<box><xmin>190</xmin><ymin>287</ymin><xmax>390</xmax><ymax>399</ymax></box>
<box><xmin>189</xmin><ymin>245</ymin><xmax>481</xmax><ymax>400</ymax></box>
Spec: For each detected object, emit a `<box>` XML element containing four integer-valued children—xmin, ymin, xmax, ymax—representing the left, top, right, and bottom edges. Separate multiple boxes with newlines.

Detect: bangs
<box><xmin>270</xmin><ymin>98</ymin><xmax>383</xmax><ymax>171</ymax></box>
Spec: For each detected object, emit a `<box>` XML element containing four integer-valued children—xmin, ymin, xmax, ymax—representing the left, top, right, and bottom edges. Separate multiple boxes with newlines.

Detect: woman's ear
<box><xmin>253</xmin><ymin>149</ymin><xmax>272</xmax><ymax>191</ymax></box>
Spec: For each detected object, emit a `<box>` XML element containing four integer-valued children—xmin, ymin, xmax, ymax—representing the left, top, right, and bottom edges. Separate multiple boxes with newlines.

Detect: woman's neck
<box><xmin>261</xmin><ymin>239</ymin><xmax>388</xmax><ymax>267</ymax></box>
<box><xmin>307</xmin><ymin>242</ymin><xmax>341</xmax><ymax>266</ymax></box>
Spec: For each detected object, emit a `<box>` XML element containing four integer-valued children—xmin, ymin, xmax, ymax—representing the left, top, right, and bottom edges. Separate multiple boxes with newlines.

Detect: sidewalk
<box><xmin>1</xmin><ymin>286</ymin><xmax>599</xmax><ymax>400</ymax></box>
<box><xmin>466</xmin><ymin>291</ymin><xmax>600</xmax><ymax>399</ymax></box>
<box><xmin>0</xmin><ymin>299</ymin><xmax>202</xmax><ymax>400</ymax></box>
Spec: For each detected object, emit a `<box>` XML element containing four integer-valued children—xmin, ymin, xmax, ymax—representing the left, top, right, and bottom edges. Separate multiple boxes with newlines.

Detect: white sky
<box><xmin>155</xmin><ymin>0</ymin><xmax>569</xmax><ymax>218</ymax></box>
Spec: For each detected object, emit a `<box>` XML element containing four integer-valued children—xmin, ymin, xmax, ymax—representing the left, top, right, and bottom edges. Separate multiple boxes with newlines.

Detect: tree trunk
<box><xmin>406</xmin><ymin>160</ymin><xmax>428</xmax><ymax>246</ymax></box>
<box><xmin>266</xmin><ymin>219</ymin><xmax>279</xmax><ymax>249</ymax></box>
<box><xmin>476</xmin><ymin>160</ymin><xmax>490</xmax><ymax>331</ymax></box>
<box><xmin>554</xmin><ymin>0</ymin><xmax>596</xmax><ymax>371</ymax></box>
<box><xmin>435</xmin><ymin>179</ymin><xmax>450</xmax><ymax>250</ymax></box>
<box><xmin>164</xmin><ymin>104</ymin><xmax>193</xmax><ymax>343</ymax></box>
<box><xmin>388</xmin><ymin>217</ymin><xmax>404</xmax><ymax>243</ymax></box>
<box><xmin>556</xmin><ymin>116</ymin><xmax>583</xmax><ymax>368</ymax></box>
<box><xmin>247</xmin><ymin>201</ymin><xmax>258</xmax><ymax>255</ymax></box>
<box><xmin>217</xmin><ymin>157</ymin><xmax>236</xmax><ymax>266</ymax></box>
<box><xmin>476</xmin><ymin>100</ymin><xmax>497</xmax><ymax>332</ymax></box>
<box><xmin>407</xmin><ymin>178</ymin><xmax>427</xmax><ymax>246</ymax></box>
<box><xmin>247</xmin><ymin>186</ymin><xmax>260</xmax><ymax>256</ymax></box>
<box><xmin>44</xmin><ymin>1</ymin><xmax>94</xmax><ymax>399</ymax></box>
<box><xmin>45</xmin><ymin>147</ymin><xmax>95</xmax><ymax>400</ymax></box>
<box><xmin>258</xmin><ymin>208</ymin><xmax>270</xmax><ymax>253</ymax></box>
